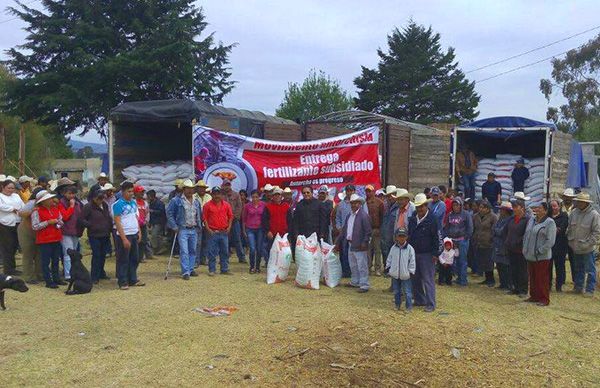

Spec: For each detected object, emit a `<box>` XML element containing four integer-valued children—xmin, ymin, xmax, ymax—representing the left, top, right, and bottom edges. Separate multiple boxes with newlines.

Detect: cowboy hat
<box><xmin>18</xmin><ymin>175</ymin><xmax>33</xmax><ymax>183</ymax></box>
<box><xmin>56</xmin><ymin>177</ymin><xmax>75</xmax><ymax>187</ymax></box>
<box><xmin>395</xmin><ymin>188</ymin><xmax>411</xmax><ymax>199</ymax></box>
<box><xmin>273</xmin><ymin>188</ymin><xmax>283</xmax><ymax>195</ymax></box>
<box><xmin>5</xmin><ymin>175</ymin><xmax>16</xmax><ymax>183</ymax></box>
<box><xmin>413</xmin><ymin>193</ymin><xmax>430</xmax><ymax>207</ymax></box>
<box><xmin>349</xmin><ymin>194</ymin><xmax>364</xmax><ymax>203</ymax></box>
<box><xmin>512</xmin><ymin>192</ymin><xmax>531</xmax><ymax>201</ymax></box>
<box><xmin>283</xmin><ymin>187</ymin><xmax>292</xmax><ymax>193</ymax></box>
<box><xmin>35</xmin><ymin>190</ymin><xmax>56</xmax><ymax>205</ymax></box>
<box><xmin>574</xmin><ymin>192</ymin><xmax>593</xmax><ymax>203</ymax></box>
<box><xmin>97</xmin><ymin>172</ymin><xmax>109</xmax><ymax>180</ymax></box>
<box><xmin>375</xmin><ymin>189</ymin><xmax>384</xmax><ymax>196</ymax></box>
<box><xmin>195</xmin><ymin>180</ymin><xmax>209</xmax><ymax>188</ymax></box>
<box><xmin>337</xmin><ymin>192</ymin><xmax>346</xmax><ymax>201</ymax></box>
<box><xmin>101</xmin><ymin>183</ymin><xmax>115</xmax><ymax>191</ymax></box>
<box><xmin>0</xmin><ymin>174</ymin><xmax>5</xmax><ymax>181</ymax></box>
<box><xmin>562</xmin><ymin>188</ymin><xmax>576</xmax><ymax>198</ymax></box>
<box><xmin>262</xmin><ymin>184</ymin><xmax>274</xmax><ymax>191</ymax></box>
<box><xmin>181</xmin><ymin>179</ymin><xmax>195</xmax><ymax>189</ymax></box>
<box><xmin>384</xmin><ymin>185</ymin><xmax>397</xmax><ymax>196</ymax></box>
<box><xmin>174</xmin><ymin>178</ymin><xmax>184</xmax><ymax>187</ymax></box>
<box><xmin>500</xmin><ymin>201</ymin><xmax>513</xmax><ymax>211</ymax></box>
<box><xmin>48</xmin><ymin>180</ymin><xmax>58</xmax><ymax>192</ymax></box>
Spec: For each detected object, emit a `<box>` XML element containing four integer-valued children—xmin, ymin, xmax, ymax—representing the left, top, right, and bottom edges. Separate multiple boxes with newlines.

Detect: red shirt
<box><xmin>33</xmin><ymin>205</ymin><xmax>63</xmax><ymax>244</ymax></box>
<box><xmin>265</xmin><ymin>201</ymin><xmax>290</xmax><ymax>236</ymax></box>
<box><xmin>203</xmin><ymin>199</ymin><xmax>233</xmax><ymax>231</ymax></box>
<box><xmin>135</xmin><ymin>198</ymin><xmax>148</xmax><ymax>226</ymax></box>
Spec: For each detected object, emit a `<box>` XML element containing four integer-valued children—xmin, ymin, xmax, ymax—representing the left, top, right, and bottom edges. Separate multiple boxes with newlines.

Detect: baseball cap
<box><xmin>318</xmin><ymin>185</ymin><xmax>329</xmax><ymax>194</ymax></box>
<box><xmin>345</xmin><ymin>184</ymin><xmax>356</xmax><ymax>191</ymax></box>
<box><xmin>365</xmin><ymin>184</ymin><xmax>375</xmax><ymax>191</ymax></box>
<box><xmin>430</xmin><ymin>187</ymin><xmax>441</xmax><ymax>196</ymax></box>
<box><xmin>133</xmin><ymin>185</ymin><xmax>145</xmax><ymax>193</ymax></box>
<box><xmin>395</xmin><ymin>228</ymin><xmax>408</xmax><ymax>236</ymax></box>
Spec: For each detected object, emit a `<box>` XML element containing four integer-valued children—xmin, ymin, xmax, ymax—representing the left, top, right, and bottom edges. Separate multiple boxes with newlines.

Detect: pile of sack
<box><xmin>459</xmin><ymin>154</ymin><xmax>545</xmax><ymax>204</ymax></box>
<box><xmin>121</xmin><ymin>161</ymin><xmax>193</xmax><ymax>201</ymax></box>
<box><xmin>266</xmin><ymin>233</ymin><xmax>342</xmax><ymax>289</ymax></box>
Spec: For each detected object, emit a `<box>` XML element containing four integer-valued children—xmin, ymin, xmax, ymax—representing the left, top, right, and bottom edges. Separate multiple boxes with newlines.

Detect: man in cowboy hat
<box><xmin>194</xmin><ymin>180</ymin><xmax>212</xmax><ymax>208</ymax></box>
<box><xmin>88</xmin><ymin>172</ymin><xmax>110</xmax><ymax>201</ymax></box>
<box><xmin>365</xmin><ymin>184</ymin><xmax>384</xmax><ymax>275</ymax></box>
<box><xmin>54</xmin><ymin>177</ymin><xmax>75</xmax><ymax>198</ymax></box>
<box><xmin>194</xmin><ymin>180</ymin><xmax>211</xmax><ymax>265</ymax></box>
<box><xmin>561</xmin><ymin>188</ymin><xmax>576</xmax><ymax>215</ymax></box>
<box><xmin>221</xmin><ymin>178</ymin><xmax>246</xmax><ymax>264</ymax></box>
<box><xmin>335</xmin><ymin>185</ymin><xmax>365</xmax><ymax>277</ymax></box>
<box><xmin>261</xmin><ymin>184</ymin><xmax>274</xmax><ymax>202</ymax></box>
<box><xmin>168</xmin><ymin>179</ymin><xmax>185</xmax><ymax>201</ymax></box>
<box><xmin>381</xmin><ymin>186</ymin><xmax>400</xmax><ymax>268</ymax></box>
<box><xmin>407</xmin><ymin>193</ymin><xmax>441</xmax><ymax>312</ymax></box>
<box><xmin>567</xmin><ymin>192</ymin><xmax>600</xmax><ymax>296</ymax></box>
<box><xmin>335</xmin><ymin>194</ymin><xmax>372</xmax><ymax>293</ymax></box>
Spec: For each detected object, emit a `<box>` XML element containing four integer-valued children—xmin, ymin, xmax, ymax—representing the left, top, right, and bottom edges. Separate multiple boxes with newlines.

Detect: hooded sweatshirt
<box><xmin>444</xmin><ymin>198</ymin><xmax>473</xmax><ymax>240</ymax></box>
<box><xmin>439</xmin><ymin>237</ymin><xmax>459</xmax><ymax>265</ymax></box>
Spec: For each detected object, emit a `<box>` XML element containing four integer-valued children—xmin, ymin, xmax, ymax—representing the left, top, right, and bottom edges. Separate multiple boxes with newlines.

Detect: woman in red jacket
<box><xmin>31</xmin><ymin>191</ymin><xmax>66</xmax><ymax>289</ymax></box>
<box><xmin>262</xmin><ymin>188</ymin><xmax>291</xmax><ymax>263</ymax></box>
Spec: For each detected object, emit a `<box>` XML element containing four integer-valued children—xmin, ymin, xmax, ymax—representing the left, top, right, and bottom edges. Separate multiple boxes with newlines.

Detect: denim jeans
<box><xmin>461</xmin><ymin>173</ymin><xmax>476</xmax><ymax>200</ymax></box>
<box><xmin>195</xmin><ymin>227</ymin><xmax>204</xmax><ymax>266</ymax></box>
<box><xmin>40</xmin><ymin>241</ymin><xmax>62</xmax><ymax>286</ymax></box>
<box><xmin>207</xmin><ymin>232</ymin><xmax>230</xmax><ymax>273</ymax></box>
<box><xmin>138</xmin><ymin>224</ymin><xmax>153</xmax><ymax>259</ymax></box>
<box><xmin>391</xmin><ymin>278</ymin><xmax>413</xmax><ymax>309</ymax></box>
<box><xmin>229</xmin><ymin>219</ymin><xmax>246</xmax><ymax>262</ymax></box>
<box><xmin>246</xmin><ymin>227</ymin><xmax>264</xmax><ymax>270</ymax></box>
<box><xmin>348</xmin><ymin>250</ymin><xmax>370</xmax><ymax>290</ymax></box>
<box><xmin>61</xmin><ymin>235</ymin><xmax>80</xmax><ymax>279</ymax></box>
<box><xmin>178</xmin><ymin>228</ymin><xmax>198</xmax><ymax>276</ymax></box>
<box><xmin>89</xmin><ymin>236</ymin><xmax>110</xmax><ymax>282</ymax></box>
<box><xmin>150</xmin><ymin>223</ymin><xmax>165</xmax><ymax>255</ymax></box>
<box><xmin>452</xmin><ymin>239</ymin><xmax>469</xmax><ymax>285</ymax></box>
<box><xmin>115</xmin><ymin>234</ymin><xmax>139</xmax><ymax>287</ymax></box>
<box><xmin>572</xmin><ymin>252</ymin><xmax>597</xmax><ymax>293</ymax></box>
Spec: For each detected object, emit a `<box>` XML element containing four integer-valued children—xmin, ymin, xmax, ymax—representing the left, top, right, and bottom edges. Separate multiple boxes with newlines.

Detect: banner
<box><xmin>193</xmin><ymin>125</ymin><xmax>381</xmax><ymax>199</ymax></box>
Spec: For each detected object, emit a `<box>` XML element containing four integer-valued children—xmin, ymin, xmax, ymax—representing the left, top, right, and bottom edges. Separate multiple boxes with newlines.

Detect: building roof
<box><xmin>310</xmin><ymin>109</ymin><xmax>437</xmax><ymax>131</ymax></box>
<box><xmin>109</xmin><ymin>99</ymin><xmax>297</xmax><ymax>125</ymax></box>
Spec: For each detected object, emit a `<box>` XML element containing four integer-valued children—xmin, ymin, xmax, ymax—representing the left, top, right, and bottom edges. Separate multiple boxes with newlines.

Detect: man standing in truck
<box><xmin>456</xmin><ymin>147</ymin><xmax>478</xmax><ymax>200</ymax></box>
<box><xmin>511</xmin><ymin>158</ymin><xmax>530</xmax><ymax>194</ymax></box>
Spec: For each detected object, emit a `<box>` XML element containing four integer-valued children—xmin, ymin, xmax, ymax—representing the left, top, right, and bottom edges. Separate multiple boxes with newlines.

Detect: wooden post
<box><xmin>0</xmin><ymin>126</ymin><xmax>5</xmax><ymax>173</ymax></box>
<box><xmin>18</xmin><ymin>125</ymin><xmax>25</xmax><ymax>176</ymax></box>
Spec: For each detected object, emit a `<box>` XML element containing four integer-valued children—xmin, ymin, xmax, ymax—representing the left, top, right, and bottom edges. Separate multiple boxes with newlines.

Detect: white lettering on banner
<box><xmin>253</xmin><ymin>131</ymin><xmax>375</xmax><ymax>152</ymax></box>
<box><xmin>263</xmin><ymin>166</ymin><xmax>320</xmax><ymax>179</ymax></box>
<box><xmin>320</xmin><ymin>160</ymin><xmax>374</xmax><ymax>174</ymax></box>
<box><xmin>300</xmin><ymin>153</ymin><xmax>340</xmax><ymax>165</ymax></box>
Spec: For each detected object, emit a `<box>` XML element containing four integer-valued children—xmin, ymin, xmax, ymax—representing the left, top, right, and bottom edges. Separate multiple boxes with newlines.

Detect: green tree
<box><xmin>4</xmin><ymin>0</ymin><xmax>235</xmax><ymax>136</ymax></box>
<box><xmin>0</xmin><ymin>65</ymin><xmax>72</xmax><ymax>177</ymax></box>
<box><xmin>354</xmin><ymin>21</ymin><xmax>480</xmax><ymax>124</ymax></box>
<box><xmin>276</xmin><ymin>69</ymin><xmax>354</xmax><ymax>123</ymax></box>
<box><xmin>540</xmin><ymin>34</ymin><xmax>600</xmax><ymax>127</ymax></box>
<box><xmin>76</xmin><ymin>146</ymin><xmax>95</xmax><ymax>159</ymax></box>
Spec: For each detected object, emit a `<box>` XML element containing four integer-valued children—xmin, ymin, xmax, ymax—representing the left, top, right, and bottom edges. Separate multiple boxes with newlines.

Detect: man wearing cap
<box><xmin>335</xmin><ymin>194</ymin><xmax>372</xmax><ymax>292</ymax></box>
<box><xmin>261</xmin><ymin>184</ymin><xmax>274</xmax><ymax>202</ymax></box>
<box><xmin>428</xmin><ymin>187</ymin><xmax>446</xmax><ymax>230</ymax></box>
<box><xmin>169</xmin><ymin>179</ymin><xmax>184</xmax><ymax>201</ymax></box>
<box><xmin>365</xmin><ymin>185</ymin><xmax>384</xmax><ymax>275</ymax></box>
<box><xmin>511</xmin><ymin>158</ymin><xmax>530</xmax><ymax>194</ymax></box>
<box><xmin>18</xmin><ymin>176</ymin><xmax>33</xmax><ymax>202</ymax></box>
<box><xmin>203</xmin><ymin>186</ymin><xmax>234</xmax><ymax>275</ymax></box>
<box><xmin>381</xmin><ymin>186</ymin><xmax>400</xmax><ymax>270</ymax></box>
<box><xmin>194</xmin><ymin>180</ymin><xmax>212</xmax><ymax>208</ymax></box>
<box><xmin>167</xmin><ymin>180</ymin><xmax>203</xmax><ymax>280</ymax></box>
<box><xmin>408</xmin><ymin>193</ymin><xmax>441</xmax><ymax>312</ymax></box>
<box><xmin>134</xmin><ymin>185</ymin><xmax>153</xmax><ymax>262</ymax></box>
<box><xmin>317</xmin><ymin>186</ymin><xmax>334</xmax><ymax>243</ymax></box>
<box><xmin>221</xmin><ymin>179</ymin><xmax>246</xmax><ymax>264</ymax></box>
<box><xmin>335</xmin><ymin>185</ymin><xmax>362</xmax><ymax>277</ymax></box>
<box><xmin>193</xmin><ymin>180</ymin><xmax>212</xmax><ymax>265</ymax></box>
<box><xmin>283</xmin><ymin>187</ymin><xmax>294</xmax><ymax>207</ymax></box>
<box><xmin>88</xmin><ymin>172</ymin><xmax>110</xmax><ymax>201</ymax></box>
<box><xmin>456</xmin><ymin>146</ymin><xmax>478</xmax><ymax>200</ymax></box>
<box><xmin>567</xmin><ymin>192</ymin><xmax>600</xmax><ymax>296</ymax></box>
<box><xmin>481</xmin><ymin>173</ymin><xmax>502</xmax><ymax>209</ymax></box>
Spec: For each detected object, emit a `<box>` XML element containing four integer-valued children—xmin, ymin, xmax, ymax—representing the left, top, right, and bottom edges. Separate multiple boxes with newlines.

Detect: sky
<box><xmin>1</xmin><ymin>0</ymin><xmax>599</xmax><ymax>144</ymax></box>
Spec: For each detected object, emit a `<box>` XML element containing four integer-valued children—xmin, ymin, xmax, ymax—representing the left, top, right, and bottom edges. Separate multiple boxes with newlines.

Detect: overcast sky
<box><xmin>1</xmin><ymin>0</ymin><xmax>599</xmax><ymax>143</ymax></box>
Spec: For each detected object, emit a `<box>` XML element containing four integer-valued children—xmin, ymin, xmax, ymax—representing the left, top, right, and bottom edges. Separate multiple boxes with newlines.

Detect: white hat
<box><xmin>18</xmin><ymin>175</ymin><xmax>33</xmax><ymax>183</ymax></box>
<box><xmin>101</xmin><ymin>183</ymin><xmax>115</xmax><ymax>191</ymax></box>
<box><xmin>574</xmin><ymin>192</ymin><xmax>593</xmax><ymax>203</ymax></box>
<box><xmin>182</xmin><ymin>179</ymin><xmax>195</xmax><ymax>189</ymax></box>
<box><xmin>98</xmin><ymin>172</ymin><xmax>108</xmax><ymax>179</ymax></box>
<box><xmin>395</xmin><ymin>188</ymin><xmax>411</xmax><ymax>199</ymax></box>
<box><xmin>375</xmin><ymin>189</ymin><xmax>384</xmax><ymax>196</ymax></box>
<box><xmin>349</xmin><ymin>194</ymin><xmax>365</xmax><ymax>203</ymax></box>
<box><xmin>49</xmin><ymin>180</ymin><xmax>58</xmax><ymax>192</ymax></box>
<box><xmin>337</xmin><ymin>192</ymin><xmax>346</xmax><ymax>201</ymax></box>
<box><xmin>283</xmin><ymin>187</ymin><xmax>292</xmax><ymax>193</ymax></box>
<box><xmin>512</xmin><ymin>192</ymin><xmax>531</xmax><ymax>201</ymax></box>
<box><xmin>35</xmin><ymin>190</ymin><xmax>56</xmax><ymax>205</ymax></box>
<box><xmin>562</xmin><ymin>188</ymin><xmax>576</xmax><ymax>198</ymax></box>
<box><xmin>0</xmin><ymin>174</ymin><xmax>5</xmax><ymax>181</ymax></box>
<box><xmin>263</xmin><ymin>184</ymin><xmax>274</xmax><ymax>191</ymax></box>
<box><xmin>413</xmin><ymin>193</ymin><xmax>430</xmax><ymax>207</ymax></box>
<box><xmin>273</xmin><ymin>188</ymin><xmax>283</xmax><ymax>195</ymax></box>
<box><xmin>5</xmin><ymin>175</ymin><xmax>16</xmax><ymax>183</ymax></box>
<box><xmin>384</xmin><ymin>185</ymin><xmax>397</xmax><ymax>196</ymax></box>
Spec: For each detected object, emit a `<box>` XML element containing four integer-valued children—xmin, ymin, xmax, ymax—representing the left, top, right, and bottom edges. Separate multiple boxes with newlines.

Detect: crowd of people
<box><xmin>1</xmin><ymin>171</ymin><xmax>599</xmax><ymax>312</ymax></box>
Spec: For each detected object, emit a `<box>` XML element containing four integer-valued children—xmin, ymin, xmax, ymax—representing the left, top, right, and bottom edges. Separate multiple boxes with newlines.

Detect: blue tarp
<box><xmin>566</xmin><ymin>140</ymin><xmax>587</xmax><ymax>189</ymax></box>
<box><xmin>461</xmin><ymin>116</ymin><xmax>557</xmax><ymax>129</ymax></box>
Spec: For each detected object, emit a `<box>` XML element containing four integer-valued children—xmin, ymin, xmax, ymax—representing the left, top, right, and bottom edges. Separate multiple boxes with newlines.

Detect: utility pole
<box><xmin>18</xmin><ymin>125</ymin><xmax>25</xmax><ymax>176</ymax></box>
<box><xmin>0</xmin><ymin>126</ymin><xmax>5</xmax><ymax>172</ymax></box>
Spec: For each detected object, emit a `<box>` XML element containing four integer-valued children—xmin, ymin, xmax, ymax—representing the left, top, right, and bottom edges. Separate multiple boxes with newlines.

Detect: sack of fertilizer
<box><xmin>267</xmin><ymin>233</ymin><xmax>292</xmax><ymax>284</ymax></box>
<box><xmin>294</xmin><ymin>233</ymin><xmax>322</xmax><ymax>289</ymax></box>
<box><xmin>320</xmin><ymin>239</ymin><xmax>342</xmax><ymax>288</ymax></box>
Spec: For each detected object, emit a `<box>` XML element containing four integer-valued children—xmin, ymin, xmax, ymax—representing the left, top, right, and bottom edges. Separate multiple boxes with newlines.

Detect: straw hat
<box><xmin>512</xmin><ymin>192</ymin><xmax>531</xmax><ymax>201</ymax></box>
<box><xmin>283</xmin><ymin>187</ymin><xmax>292</xmax><ymax>193</ymax></box>
<box><xmin>395</xmin><ymin>188</ymin><xmax>411</xmax><ymax>199</ymax></box>
<box><xmin>101</xmin><ymin>183</ymin><xmax>115</xmax><ymax>191</ymax></box>
<box><xmin>413</xmin><ymin>193</ymin><xmax>430</xmax><ymax>207</ymax></box>
<box><xmin>195</xmin><ymin>180</ymin><xmax>208</xmax><ymax>188</ymax></box>
<box><xmin>562</xmin><ymin>188</ymin><xmax>576</xmax><ymax>198</ymax></box>
<box><xmin>384</xmin><ymin>185</ymin><xmax>397</xmax><ymax>196</ymax></box>
<box><xmin>349</xmin><ymin>194</ymin><xmax>364</xmax><ymax>204</ymax></box>
<box><xmin>49</xmin><ymin>180</ymin><xmax>58</xmax><ymax>192</ymax></box>
<box><xmin>262</xmin><ymin>184</ymin><xmax>274</xmax><ymax>191</ymax></box>
<box><xmin>273</xmin><ymin>188</ymin><xmax>283</xmax><ymax>195</ymax></box>
<box><xmin>18</xmin><ymin>175</ymin><xmax>33</xmax><ymax>183</ymax></box>
<box><xmin>500</xmin><ymin>201</ymin><xmax>513</xmax><ymax>211</ymax></box>
<box><xmin>97</xmin><ymin>172</ymin><xmax>109</xmax><ymax>180</ymax></box>
<box><xmin>574</xmin><ymin>192</ymin><xmax>593</xmax><ymax>203</ymax></box>
<box><xmin>174</xmin><ymin>178</ymin><xmax>184</xmax><ymax>187</ymax></box>
<box><xmin>5</xmin><ymin>175</ymin><xmax>16</xmax><ymax>183</ymax></box>
<box><xmin>365</xmin><ymin>184</ymin><xmax>375</xmax><ymax>191</ymax></box>
<box><xmin>181</xmin><ymin>179</ymin><xmax>195</xmax><ymax>189</ymax></box>
<box><xmin>35</xmin><ymin>190</ymin><xmax>56</xmax><ymax>205</ymax></box>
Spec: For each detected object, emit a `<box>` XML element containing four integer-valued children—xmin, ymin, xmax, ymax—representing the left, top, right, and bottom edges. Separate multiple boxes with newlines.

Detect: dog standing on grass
<box><xmin>0</xmin><ymin>274</ymin><xmax>29</xmax><ymax>310</ymax></box>
<box><xmin>65</xmin><ymin>248</ymin><xmax>93</xmax><ymax>295</ymax></box>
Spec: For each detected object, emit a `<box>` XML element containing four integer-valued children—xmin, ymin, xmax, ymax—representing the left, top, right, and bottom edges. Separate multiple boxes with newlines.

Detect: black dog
<box><xmin>65</xmin><ymin>248</ymin><xmax>93</xmax><ymax>295</ymax></box>
<box><xmin>0</xmin><ymin>274</ymin><xmax>29</xmax><ymax>310</ymax></box>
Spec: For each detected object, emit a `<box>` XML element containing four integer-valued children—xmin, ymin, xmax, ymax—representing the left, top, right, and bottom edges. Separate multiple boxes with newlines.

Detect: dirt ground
<box><xmin>1</xmin><ymin>252</ymin><xmax>599</xmax><ymax>387</ymax></box>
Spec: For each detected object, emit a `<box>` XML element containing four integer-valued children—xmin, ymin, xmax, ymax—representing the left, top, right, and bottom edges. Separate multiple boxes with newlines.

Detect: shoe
<box><xmin>573</xmin><ymin>288</ymin><xmax>584</xmax><ymax>294</ymax></box>
<box><xmin>395</xmin><ymin>304</ymin><xmax>401</xmax><ymax>311</ymax></box>
<box><xmin>375</xmin><ymin>271</ymin><xmax>382</xmax><ymax>277</ymax></box>
<box><xmin>405</xmin><ymin>308</ymin><xmax>413</xmax><ymax>313</ymax></box>
<box><xmin>506</xmin><ymin>289</ymin><xmax>518</xmax><ymax>295</ymax></box>
<box><xmin>208</xmin><ymin>272</ymin><xmax>215</xmax><ymax>277</ymax></box>
<box><xmin>486</xmin><ymin>282</ymin><xmax>495</xmax><ymax>288</ymax></box>
<box><xmin>536</xmin><ymin>302</ymin><xmax>549</xmax><ymax>306</ymax></box>
<box><xmin>424</xmin><ymin>306</ymin><xmax>435</xmax><ymax>313</ymax></box>
<box><xmin>583</xmin><ymin>292</ymin><xmax>594</xmax><ymax>298</ymax></box>
<box><xmin>478</xmin><ymin>280</ymin><xmax>488</xmax><ymax>285</ymax></box>
<box><xmin>182</xmin><ymin>274</ymin><xmax>190</xmax><ymax>280</ymax></box>
<box><xmin>119</xmin><ymin>285</ymin><xmax>129</xmax><ymax>290</ymax></box>
<box><xmin>190</xmin><ymin>271</ymin><xmax>199</xmax><ymax>277</ymax></box>
<box><xmin>100</xmin><ymin>275</ymin><xmax>111</xmax><ymax>280</ymax></box>
<box><xmin>56</xmin><ymin>280</ymin><xmax>68</xmax><ymax>286</ymax></box>
<box><xmin>524</xmin><ymin>298</ymin><xmax>537</xmax><ymax>303</ymax></box>
<box><xmin>26</xmin><ymin>279</ymin><xmax>39</xmax><ymax>285</ymax></box>
<box><xmin>221</xmin><ymin>271</ymin><xmax>234</xmax><ymax>275</ymax></box>
<box><xmin>45</xmin><ymin>283</ymin><xmax>58</xmax><ymax>289</ymax></box>
<box><xmin>517</xmin><ymin>293</ymin><xmax>528</xmax><ymax>299</ymax></box>
<box><xmin>345</xmin><ymin>283</ymin><xmax>359</xmax><ymax>288</ymax></box>
<box><xmin>132</xmin><ymin>281</ymin><xmax>146</xmax><ymax>287</ymax></box>
<box><xmin>357</xmin><ymin>288</ymin><xmax>369</xmax><ymax>293</ymax></box>
<box><xmin>256</xmin><ymin>268</ymin><xmax>261</xmax><ymax>273</ymax></box>
<box><xmin>249</xmin><ymin>269</ymin><xmax>256</xmax><ymax>274</ymax></box>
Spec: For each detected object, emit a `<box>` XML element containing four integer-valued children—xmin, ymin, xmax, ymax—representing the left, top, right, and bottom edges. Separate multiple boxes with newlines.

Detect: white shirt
<box><xmin>0</xmin><ymin>193</ymin><xmax>24</xmax><ymax>227</ymax></box>
<box><xmin>346</xmin><ymin>210</ymin><xmax>359</xmax><ymax>241</ymax></box>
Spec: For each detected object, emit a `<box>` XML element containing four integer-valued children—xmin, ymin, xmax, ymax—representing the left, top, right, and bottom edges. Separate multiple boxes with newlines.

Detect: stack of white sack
<box><xmin>459</xmin><ymin>154</ymin><xmax>545</xmax><ymax>203</ymax></box>
<box><xmin>121</xmin><ymin>161</ymin><xmax>193</xmax><ymax>201</ymax></box>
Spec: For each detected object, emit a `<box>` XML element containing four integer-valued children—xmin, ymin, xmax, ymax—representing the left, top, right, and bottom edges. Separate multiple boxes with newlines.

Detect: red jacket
<box><xmin>31</xmin><ymin>205</ymin><xmax>64</xmax><ymax>244</ymax></box>
<box><xmin>264</xmin><ymin>202</ymin><xmax>290</xmax><ymax>237</ymax></box>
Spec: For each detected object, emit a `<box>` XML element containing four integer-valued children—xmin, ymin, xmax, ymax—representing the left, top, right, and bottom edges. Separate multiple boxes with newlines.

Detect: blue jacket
<box><xmin>167</xmin><ymin>195</ymin><xmax>203</xmax><ymax>230</ymax></box>
<box><xmin>408</xmin><ymin>211</ymin><xmax>442</xmax><ymax>256</ymax></box>
<box><xmin>428</xmin><ymin>200</ymin><xmax>446</xmax><ymax>230</ymax></box>
<box><xmin>511</xmin><ymin>166</ymin><xmax>530</xmax><ymax>192</ymax></box>
<box><xmin>381</xmin><ymin>201</ymin><xmax>400</xmax><ymax>243</ymax></box>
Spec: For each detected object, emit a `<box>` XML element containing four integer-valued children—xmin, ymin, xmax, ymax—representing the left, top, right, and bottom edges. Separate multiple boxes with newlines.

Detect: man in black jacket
<box><xmin>408</xmin><ymin>193</ymin><xmax>442</xmax><ymax>312</ymax></box>
<box><xmin>292</xmin><ymin>186</ymin><xmax>328</xmax><ymax>242</ymax></box>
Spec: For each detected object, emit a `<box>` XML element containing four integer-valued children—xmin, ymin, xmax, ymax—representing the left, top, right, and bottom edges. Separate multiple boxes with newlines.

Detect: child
<box><xmin>385</xmin><ymin>228</ymin><xmax>416</xmax><ymax>311</ymax></box>
<box><xmin>31</xmin><ymin>190</ymin><xmax>66</xmax><ymax>289</ymax></box>
<box><xmin>439</xmin><ymin>237</ymin><xmax>458</xmax><ymax>285</ymax></box>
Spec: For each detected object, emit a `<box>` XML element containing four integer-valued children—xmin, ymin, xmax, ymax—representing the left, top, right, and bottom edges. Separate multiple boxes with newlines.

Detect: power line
<box><xmin>466</xmin><ymin>24</ymin><xmax>600</xmax><ymax>74</ymax></box>
<box><xmin>0</xmin><ymin>0</ymin><xmax>40</xmax><ymax>25</ymax></box>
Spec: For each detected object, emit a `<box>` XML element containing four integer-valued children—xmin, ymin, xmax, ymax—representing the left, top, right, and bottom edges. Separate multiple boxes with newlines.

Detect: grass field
<box><xmin>1</xmin><ymin>252</ymin><xmax>599</xmax><ymax>387</ymax></box>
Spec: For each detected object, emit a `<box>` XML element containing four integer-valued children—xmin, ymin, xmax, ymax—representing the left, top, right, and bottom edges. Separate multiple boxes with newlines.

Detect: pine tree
<box><xmin>4</xmin><ymin>0</ymin><xmax>235</xmax><ymax>136</ymax></box>
<box><xmin>354</xmin><ymin>21</ymin><xmax>479</xmax><ymax>124</ymax></box>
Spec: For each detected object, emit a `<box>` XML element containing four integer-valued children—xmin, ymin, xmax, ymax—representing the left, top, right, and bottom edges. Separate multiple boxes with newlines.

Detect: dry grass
<box><xmin>1</xmin><ymin>252</ymin><xmax>599</xmax><ymax>387</ymax></box>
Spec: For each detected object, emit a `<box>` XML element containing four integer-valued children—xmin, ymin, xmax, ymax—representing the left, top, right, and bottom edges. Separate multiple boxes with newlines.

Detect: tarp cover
<box><xmin>460</xmin><ymin>116</ymin><xmax>557</xmax><ymax>129</ymax></box>
<box><xmin>109</xmin><ymin>99</ymin><xmax>296</xmax><ymax>125</ymax></box>
<box><xmin>566</xmin><ymin>140</ymin><xmax>588</xmax><ymax>189</ymax></box>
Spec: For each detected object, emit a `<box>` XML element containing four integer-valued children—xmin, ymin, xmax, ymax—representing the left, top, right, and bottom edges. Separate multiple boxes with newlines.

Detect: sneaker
<box><xmin>424</xmin><ymin>306</ymin><xmax>435</xmax><ymax>313</ymax></box>
<box><xmin>536</xmin><ymin>302</ymin><xmax>549</xmax><ymax>306</ymax></box>
<box><xmin>583</xmin><ymin>292</ymin><xmax>594</xmax><ymax>298</ymax></box>
<box><xmin>45</xmin><ymin>283</ymin><xmax>58</xmax><ymax>289</ymax></box>
<box><xmin>190</xmin><ymin>271</ymin><xmax>199</xmax><ymax>277</ymax></box>
<box><xmin>486</xmin><ymin>282</ymin><xmax>495</xmax><ymax>288</ymax></box>
<box><xmin>357</xmin><ymin>288</ymin><xmax>369</xmax><ymax>293</ymax></box>
<box><xmin>119</xmin><ymin>285</ymin><xmax>129</xmax><ymax>290</ymax></box>
<box><xmin>182</xmin><ymin>274</ymin><xmax>190</xmax><ymax>280</ymax></box>
<box><xmin>208</xmin><ymin>272</ymin><xmax>216</xmax><ymax>277</ymax></box>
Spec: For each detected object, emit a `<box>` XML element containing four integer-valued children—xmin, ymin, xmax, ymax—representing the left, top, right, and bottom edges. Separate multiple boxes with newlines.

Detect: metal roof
<box><xmin>310</xmin><ymin>109</ymin><xmax>437</xmax><ymax>131</ymax></box>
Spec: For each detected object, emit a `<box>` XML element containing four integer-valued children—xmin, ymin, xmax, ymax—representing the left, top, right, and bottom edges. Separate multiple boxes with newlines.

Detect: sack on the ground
<box><xmin>320</xmin><ymin>240</ymin><xmax>342</xmax><ymax>288</ymax></box>
<box><xmin>267</xmin><ymin>233</ymin><xmax>292</xmax><ymax>284</ymax></box>
<box><xmin>295</xmin><ymin>233</ymin><xmax>322</xmax><ymax>289</ymax></box>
